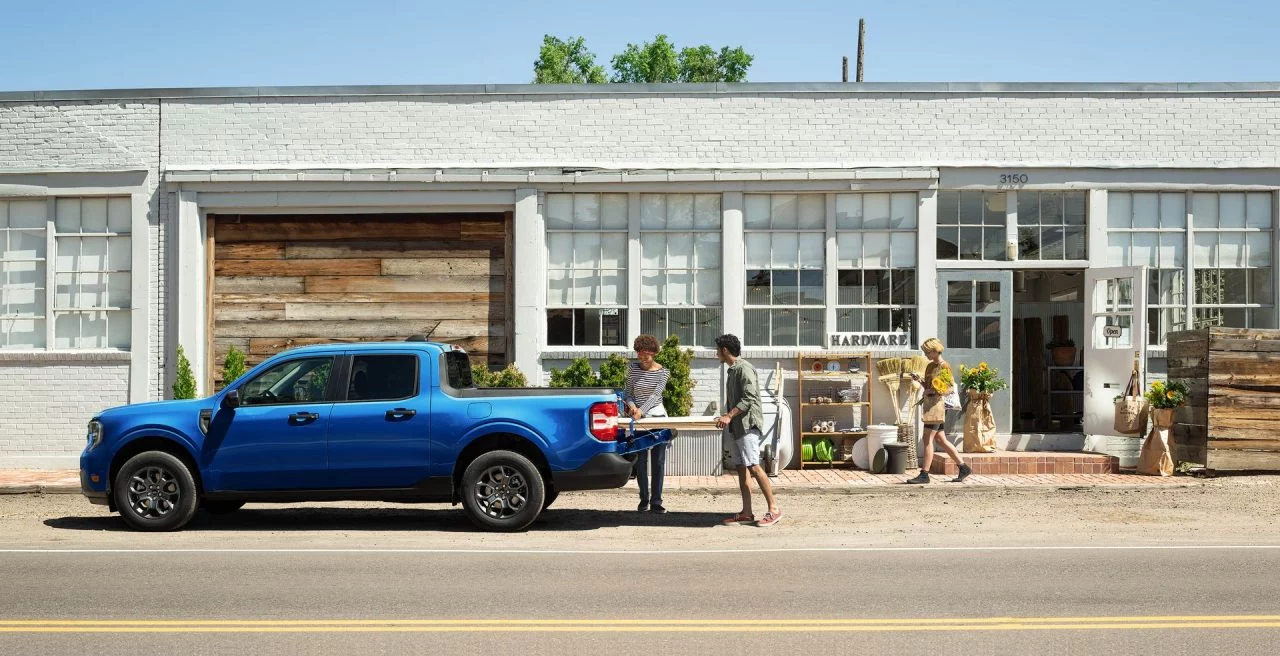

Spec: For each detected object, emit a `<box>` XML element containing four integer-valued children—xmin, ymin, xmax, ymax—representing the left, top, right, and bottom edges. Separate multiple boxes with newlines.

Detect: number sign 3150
<box><xmin>999</xmin><ymin>173</ymin><xmax>1029</xmax><ymax>184</ymax></box>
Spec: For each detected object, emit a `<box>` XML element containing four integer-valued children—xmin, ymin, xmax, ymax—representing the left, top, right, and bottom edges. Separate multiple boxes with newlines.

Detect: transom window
<box><xmin>744</xmin><ymin>194</ymin><xmax>825</xmax><ymax>346</ymax></box>
<box><xmin>639</xmin><ymin>194</ymin><xmax>723</xmax><ymax>349</ymax></box>
<box><xmin>545</xmin><ymin>193</ymin><xmax>628</xmax><ymax>346</ymax></box>
<box><xmin>937</xmin><ymin>191</ymin><xmax>1008</xmax><ymax>261</ymax></box>
<box><xmin>1017</xmin><ymin>191</ymin><xmax>1087</xmax><ymax>260</ymax></box>
<box><xmin>835</xmin><ymin>193</ymin><xmax>918</xmax><ymax>342</ymax></box>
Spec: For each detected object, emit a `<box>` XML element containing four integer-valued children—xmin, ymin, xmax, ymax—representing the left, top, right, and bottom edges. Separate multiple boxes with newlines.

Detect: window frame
<box><xmin>337</xmin><ymin>353</ymin><xmax>421</xmax><ymax>403</ymax></box>
<box><xmin>937</xmin><ymin>190</ymin><xmax>1009</xmax><ymax>261</ymax></box>
<box><xmin>743</xmin><ymin>193</ymin><xmax>828</xmax><ymax>347</ymax></box>
<box><xmin>1107</xmin><ymin>191</ymin><xmax>1189</xmax><ymax>348</ymax></box>
<box><xmin>236</xmin><ymin>356</ymin><xmax>337</xmax><ymax>407</ymax></box>
<box><xmin>1016</xmin><ymin>190</ymin><xmax>1088</xmax><ymax>261</ymax></box>
<box><xmin>639</xmin><ymin>193</ymin><xmax>724</xmax><ymax>349</ymax></box>
<box><xmin>834</xmin><ymin>192</ymin><xmax>919</xmax><ymax>344</ymax></box>
<box><xmin>1189</xmin><ymin>191</ymin><xmax>1274</xmax><ymax>331</ymax></box>
<box><xmin>544</xmin><ymin>193</ymin><xmax>629</xmax><ymax>347</ymax></box>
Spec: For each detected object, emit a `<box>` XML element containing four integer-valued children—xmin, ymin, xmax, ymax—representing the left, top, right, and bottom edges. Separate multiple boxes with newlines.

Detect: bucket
<box><xmin>864</xmin><ymin>424</ymin><xmax>899</xmax><ymax>469</ymax></box>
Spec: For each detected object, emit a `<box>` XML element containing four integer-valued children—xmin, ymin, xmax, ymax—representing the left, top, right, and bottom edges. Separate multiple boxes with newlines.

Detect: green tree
<box><xmin>548</xmin><ymin>358</ymin><xmax>600</xmax><ymax>387</ymax></box>
<box><xmin>172</xmin><ymin>346</ymin><xmax>197</xmax><ymax>400</ymax></box>
<box><xmin>533</xmin><ymin>35</ymin><xmax>607</xmax><ymax>84</ymax></box>
<box><xmin>654</xmin><ymin>335</ymin><xmax>695</xmax><ymax>416</ymax></box>
<box><xmin>221</xmin><ymin>346</ymin><xmax>247</xmax><ymax>390</ymax></box>
<box><xmin>611</xmin><ymin>34</ymin><xmax>680</xmax><ymax>83</ymax></box>
<box><xmin>678</xmin><ymin>45</ymin><xmax>753</xmax><ymax>83</ymax></box>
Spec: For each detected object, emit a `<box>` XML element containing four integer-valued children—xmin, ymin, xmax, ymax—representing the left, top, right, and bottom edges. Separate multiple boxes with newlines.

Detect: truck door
<box><xmin>205</xmin><ymin>356</ymin><xmax>335</xmax><ymax>491</ymax></box>
<box><xmin>326</xmin><ymin>352</ymin><xmax>431</xmax><ymax>488</ymax></box>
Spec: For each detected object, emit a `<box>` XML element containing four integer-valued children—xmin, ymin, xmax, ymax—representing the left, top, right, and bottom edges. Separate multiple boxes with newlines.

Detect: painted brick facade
<box><xmin>4</xmin><ymin>83</ymin><xmax>1280</xmax><ymax>467</ymax></box>
<box><xmin>0</xmin><ymin>360</ymin><xmax>129</xmax><ymax>468</ymax></box>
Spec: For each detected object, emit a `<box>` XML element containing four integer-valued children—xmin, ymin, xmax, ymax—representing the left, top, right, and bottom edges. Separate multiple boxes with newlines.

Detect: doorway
<box><xmin>1010</xmin><ymin>271</ymin><xmax>1086</xmax><ymax>434</ymax></box>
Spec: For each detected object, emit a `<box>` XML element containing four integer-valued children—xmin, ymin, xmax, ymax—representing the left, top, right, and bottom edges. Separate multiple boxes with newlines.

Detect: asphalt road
<box><xmin>2</xmin><ymin>485</ymin><xmax>1279</xmax><ymax>655</ymax></box>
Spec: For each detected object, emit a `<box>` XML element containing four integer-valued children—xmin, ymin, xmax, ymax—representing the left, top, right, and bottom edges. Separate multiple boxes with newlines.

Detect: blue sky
<box><xmin>1</xmin><ymin>0</ymin><xmax>1276</xmax><ymax>91</ymax></box>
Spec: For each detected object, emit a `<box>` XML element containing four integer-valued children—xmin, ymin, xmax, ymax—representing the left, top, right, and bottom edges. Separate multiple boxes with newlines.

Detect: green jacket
<box><xmin>725</xmin><ymin>358</ymin><xmax>764</xmax><ymax>438</ymax></box>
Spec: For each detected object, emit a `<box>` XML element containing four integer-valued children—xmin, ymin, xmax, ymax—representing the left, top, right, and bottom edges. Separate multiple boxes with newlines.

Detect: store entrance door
<box><xmin>1082</xmin><ymin>266</ymin><xmax>1149</xmax><ymax>438</ymax></box>
<box><xmin>938</xmin><ymin>271</ymin><xmax>1014</xmax><ymax>432</ymax></box>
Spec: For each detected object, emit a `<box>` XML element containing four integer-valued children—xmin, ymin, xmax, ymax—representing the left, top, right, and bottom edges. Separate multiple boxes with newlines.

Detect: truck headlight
<box><xmin>87</xmin><ymin>420</ymin><xmax>103</xmax><ymax>448</ymax></box>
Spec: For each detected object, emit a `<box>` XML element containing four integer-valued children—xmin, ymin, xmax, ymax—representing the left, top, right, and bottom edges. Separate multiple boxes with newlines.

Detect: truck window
<box><xmin>444</xmin><ymin>351</ymin><xmax>474</xmax><ymax>389</ymax></box>
<box><xmin>348</xmin><ymin>354</ymin><xmax>419</xmax><ymax>401</ymax></box>
<box><xmin>240</xmin><ymin>357</ymin><xmax>334</xmax><ymax>406</ymax></box>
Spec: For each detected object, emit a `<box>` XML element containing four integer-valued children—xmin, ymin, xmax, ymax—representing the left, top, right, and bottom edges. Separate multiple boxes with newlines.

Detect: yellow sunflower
<box><xmin>979</xmin><ymin>362</ymin><xmax>989</xmax><ymax>371</ymax></box>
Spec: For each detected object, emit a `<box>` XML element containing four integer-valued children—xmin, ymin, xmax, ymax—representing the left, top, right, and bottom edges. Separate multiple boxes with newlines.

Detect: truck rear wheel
<box><xmin>113</xmin><ymin>451</ymin><xmax>200</xmax><ymax>532</ymax></box>
<box><xmin>460</xmin><ymin>450</ymin><xmax>545</xmax><ymax>532</ymax></box>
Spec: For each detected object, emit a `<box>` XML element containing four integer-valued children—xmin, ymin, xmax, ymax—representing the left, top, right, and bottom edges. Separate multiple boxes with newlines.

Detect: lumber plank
<box><xmin>304</xmin><ymin>275</ymin><xmax>505</xmax><ymax>294</ymax></box>
<box><xmin>215</xmin><ymin>258</ymin><xmax>381</xmax><ymax>277</ymax></box>
<box><xmin>380</xmin><ymin>258</ymin><xmax>504</xmax><ymax>277</ymax></box>
<box><xmin>216</xmin><ymin>319</ymin><xmax>505</xmax><ymax>339</ymax></box>
<box><xmin>283</xmin><ymin>302</ymin><xmax>497</xmax><ymax>321</ymax></box>
<box><xmin>285</xmin><ymin>240</ymin><xmax>503</xmax><ymax>260</ymax></box>
<box><xmin>213</xmin><ymin>276</ymin><xmax>305</xmax><ymax>294</ymax></box>
<box><xmin>214</xmin><ymin>243</ymin><xmax>285</xmax><ymax>260</ymax></box>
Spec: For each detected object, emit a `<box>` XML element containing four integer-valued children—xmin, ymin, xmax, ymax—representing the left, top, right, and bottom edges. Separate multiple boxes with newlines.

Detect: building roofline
<box><xmin>4</xmin><ymin>81</ymin><xmax>1280</xmax><ymax>102</ymax></box>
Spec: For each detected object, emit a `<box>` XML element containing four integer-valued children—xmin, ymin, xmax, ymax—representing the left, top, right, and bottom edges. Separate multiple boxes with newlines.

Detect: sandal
<box><xmin>721</xmin><ymin>513</ymin><xmax>755</xmax><ymax>526</ymax></box>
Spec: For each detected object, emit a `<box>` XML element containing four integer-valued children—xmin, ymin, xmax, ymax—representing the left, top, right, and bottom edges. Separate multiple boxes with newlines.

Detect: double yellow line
<box><xmin>3</xmin><ymin>616</ymin><xmax>1280</xmax><ymax>633</ymax></box>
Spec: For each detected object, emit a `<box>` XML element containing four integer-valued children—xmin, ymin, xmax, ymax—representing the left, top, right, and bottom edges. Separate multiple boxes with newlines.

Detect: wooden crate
<box><xmin>1167</xmin><ymin>327</ymin><xmax>1280</xmax><ymax>471</ymax></box>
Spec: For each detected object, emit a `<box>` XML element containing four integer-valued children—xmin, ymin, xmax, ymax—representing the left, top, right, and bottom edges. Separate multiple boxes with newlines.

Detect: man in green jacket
<box><xmin>714</xmin><ymin>334</ymin><xmax>782</xmax><ymax>528</ymax></box>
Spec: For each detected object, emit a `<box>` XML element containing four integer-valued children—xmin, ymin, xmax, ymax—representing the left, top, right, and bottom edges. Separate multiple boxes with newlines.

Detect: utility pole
<box><xmin>856</xmin><ymin>18</ymin><xmax>865</xmax><ymax>82</ymax></box>
<box><xmin>842</xmin><ymin>56</ymin><xmax>849</xmax><ymax>82</ymax></box>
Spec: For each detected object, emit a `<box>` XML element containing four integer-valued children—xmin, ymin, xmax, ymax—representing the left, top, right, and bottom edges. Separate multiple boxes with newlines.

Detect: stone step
<box><xmin>929</xmin><ymin>451</ymin><xmax>1120</xmax><ymax>476</ymax></box>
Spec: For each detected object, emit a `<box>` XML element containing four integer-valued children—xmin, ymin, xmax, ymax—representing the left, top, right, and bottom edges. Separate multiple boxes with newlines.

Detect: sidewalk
<box><xmin>0</xmin><ymin>468</ymin><xmax>1201</xmax><ymax>496</ymax></box>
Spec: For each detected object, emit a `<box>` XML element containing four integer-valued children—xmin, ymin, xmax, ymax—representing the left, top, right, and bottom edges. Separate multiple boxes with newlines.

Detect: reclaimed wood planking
<box><xmin>215</xmin><ymin>319</ymin><xmax>505</xmax><ymax>339</ymax></box>
<box><xmin>215</xmin><ymin>218</ymin><xmax>462</xmax><ymax>242</ymax></box>
<box><xmin>243</xmin><ymin>335</ymin><xmax>502</xmax><ymax>356</ymax></box>
<box><xmin>284</xmin><ymin>240</ymin><xmax>503</xmax><ymax>260</ymax></box>
<box><xmin>214</xmin><ymin>243</ymin><xmax>285</xmax><ymax>260</ymax></box>
<box><xmin>283</xmin><ymin>302</ymin><xmax>497</xmax><ymax>321</ymax></box>
<box><xmin>214</xmin><ymin>276</ymin><xmax>305</xmax><ymax>293</ymax></box>
<box><xmin>1207</xmin><ymin>449</ymin><xmax>1280</xmax><ymax>471</ymax></box>
<box><xmin>304</xmin><ymin>275</ymin><xmax>504</xmax><ymax>294</ymax></box>
<box><xmin>215</xmin><ymin>258</ymin><xmax>382</xmax><ymax>277</ymax></box>
<box><xmin>379</xmin><ymin>258</ymin><xmax>504</xmax><ymax>277</ymax></box>
<box><xmin>215</xmin><ymin>292</ymin><xmax>497</xmax><ymax>304</ymax></box>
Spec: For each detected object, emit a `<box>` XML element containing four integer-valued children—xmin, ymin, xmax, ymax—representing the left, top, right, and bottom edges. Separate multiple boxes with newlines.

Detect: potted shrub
<box><xmin>1047</xmin><ymin>339</ymin><xmax>1076</xmax><ymax>366</ymax></box>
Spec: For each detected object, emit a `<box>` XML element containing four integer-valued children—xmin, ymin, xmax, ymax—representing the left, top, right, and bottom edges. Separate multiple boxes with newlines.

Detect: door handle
<box><xmin>386</xmin><ymin>408</ymin><xmax>417</xmax><ymax>420</ymax></box>
<box><xmin>288</xmin><ymin>411</ymin><xmax>319</xmax><ymax>424</ymax></box>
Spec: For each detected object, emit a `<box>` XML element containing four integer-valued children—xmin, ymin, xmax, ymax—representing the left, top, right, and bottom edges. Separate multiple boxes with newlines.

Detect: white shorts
<box><xmin>726</xmin><ymin>428</ymin><xmax>763</xmax><ymax>469</ymax></box>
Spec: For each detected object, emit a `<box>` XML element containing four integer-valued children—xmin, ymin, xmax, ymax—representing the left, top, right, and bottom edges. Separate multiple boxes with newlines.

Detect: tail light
<box><xmin>589</xmin><ymin>401</ymin><xmax>619</xmax><ymax>441</ymax></box>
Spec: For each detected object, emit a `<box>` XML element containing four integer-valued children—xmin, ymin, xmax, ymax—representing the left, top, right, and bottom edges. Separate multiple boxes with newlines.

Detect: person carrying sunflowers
<box><xmin>904</xmin><ymin>337</ymin><xmax>972</xmax><ymax>484</ymax></box>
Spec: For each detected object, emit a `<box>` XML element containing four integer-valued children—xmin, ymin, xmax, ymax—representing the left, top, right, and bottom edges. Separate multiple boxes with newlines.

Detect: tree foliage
<box><xmin>548</xmin><ymin>358</ymin><xmax>601</xmax><ymax>388</ymax></box>
<box><xmin>654</xmin><ymin>335</ymin><xmax>695</xmax><ymax>417</ymax></box>
<box><xmin>533</xmin><ymin>35</ymin><xmax>607</xmax><ymax>84</ymax></box>
<box><xmin>172</xmin><ymin>345</ymin><xmax>197</xmax><ymax>400</ymax></box>
<box><xmin>537</xmin><ymin>34</ymin><xmax>753</xmax><ymax>84</ymax></box>
<box><xmin>472</xmin><ymin>362</ymin><xmax>529</xmax><ymax>388</ymax></box>
<box><xmin>221</xmin><ymin>346</ymin><xmax>247</xmax><ymax>390</ymax></box>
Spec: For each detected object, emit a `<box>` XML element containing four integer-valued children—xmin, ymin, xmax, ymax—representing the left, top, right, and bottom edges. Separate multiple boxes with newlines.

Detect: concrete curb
<box><xmin>0</xmin><ymin>484</ymin><xmax>81</xmax><ymax>495</ymax></box>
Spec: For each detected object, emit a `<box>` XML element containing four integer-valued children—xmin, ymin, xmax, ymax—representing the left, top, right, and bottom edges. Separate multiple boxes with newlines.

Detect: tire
<box><xmin>113</xmin><ymin>451</ymin><xmax>200</xmax><ymax>532</ymax></box>
<box><xmin>542</xmin><ymin>488</ymin><xmax>559</xmax><ymax>511</ymax></box>
<box><xmin>460</xmin><ymin>450</ymin><xmax>545</xmax><ymax>532</ymax></box>
<box><xmin>202</xmin><ymin>500</ymin><xmax>246</xmax><ymax>515</ymax></box>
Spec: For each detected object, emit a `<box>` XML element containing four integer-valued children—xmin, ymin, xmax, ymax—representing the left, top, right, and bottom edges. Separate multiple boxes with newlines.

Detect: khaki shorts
<box><xmin>726</xmin><ymin>428</ymin><xmax>763</xmax><ymax>469</ymax></box>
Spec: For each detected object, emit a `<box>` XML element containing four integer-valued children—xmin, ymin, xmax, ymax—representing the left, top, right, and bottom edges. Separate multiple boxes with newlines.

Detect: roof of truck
<box><xmin>274</xmin><ymin>341</ymin><xmax>451</xmax><ymax>356</ymax></box>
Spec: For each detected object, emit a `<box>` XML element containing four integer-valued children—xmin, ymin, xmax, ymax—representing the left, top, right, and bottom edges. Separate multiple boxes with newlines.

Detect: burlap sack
<box><xmin>921</xmin><ymin>394</ymin><xmax>945</xmax><ymax>424</ymax></box>
<box><xmin>1113</xmin><ymin>372</ymin><xmax>1148</xmax><ymax>436</ymax></box>
<box><xmin>1137</xmin><ymin>408</ymin><xmax>1176</xmax><ymax>477</ymax></box>
<box><xmin>963</xmin><ymin>390</ymin><xmax>999</xmax><ymax>453</ymax></box>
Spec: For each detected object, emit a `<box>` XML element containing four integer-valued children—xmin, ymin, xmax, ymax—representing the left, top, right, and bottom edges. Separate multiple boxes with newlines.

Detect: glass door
<box><xmin>1082</xmin><ymin>266</ymin><xmax>1148</xmax><ymax>437</ymax></box>
<box><xmin>937</xmin><ymin>271</ymin><xmax>1014</xmax><ymax>432</ymax></box>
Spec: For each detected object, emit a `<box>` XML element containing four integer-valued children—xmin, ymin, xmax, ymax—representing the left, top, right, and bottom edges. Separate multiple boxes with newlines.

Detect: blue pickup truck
<box><xmin>79</xmin><ymin>341</ymin><xmax>668</xmax><ymax>532</ymax></box>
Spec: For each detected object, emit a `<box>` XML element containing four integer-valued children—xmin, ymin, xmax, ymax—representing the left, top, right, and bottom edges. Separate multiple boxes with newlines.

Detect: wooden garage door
<box><xmin>210</xmin><ymin>213</ymin><xmax>509</xmax><ymax>383</ymax></box>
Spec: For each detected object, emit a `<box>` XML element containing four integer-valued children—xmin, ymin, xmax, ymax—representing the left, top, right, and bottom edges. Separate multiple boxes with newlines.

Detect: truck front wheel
<box><xmin>113</xmin><ymin>451</ymin><xmax>200</xmax><ymax>532</ymax></box>
<box><xmin>460</xmin><ymin>450</ymin><xmax>545</xmax><ymax>532</ymax></box>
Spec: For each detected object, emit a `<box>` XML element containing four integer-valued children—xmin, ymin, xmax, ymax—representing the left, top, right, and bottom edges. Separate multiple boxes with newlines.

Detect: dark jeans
<box><xmin>634</xmin><ymin>444</ymin><xmax>667</xmax><ymax>507</ymax></box>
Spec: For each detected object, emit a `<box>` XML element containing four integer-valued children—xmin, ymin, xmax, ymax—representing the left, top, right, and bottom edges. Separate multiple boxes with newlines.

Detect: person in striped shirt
<box><xmin>625</xmin><ymin>334</ymin><xmax>672</xmax><ymax>514</ymax></box>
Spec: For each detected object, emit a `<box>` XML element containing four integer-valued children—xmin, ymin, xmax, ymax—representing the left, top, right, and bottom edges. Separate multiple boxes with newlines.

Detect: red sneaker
<box><xmin>721</xmin><ymin>513</ymin><xmax>754</xmax><ymax>526</ymax></box>
<box><xmin>757</xmin><ymin>511</ymin><xmax>783</xmax><ymax>528</ymax></box>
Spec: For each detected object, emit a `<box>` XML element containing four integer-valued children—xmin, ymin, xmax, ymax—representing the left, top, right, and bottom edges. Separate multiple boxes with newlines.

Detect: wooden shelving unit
<box><xmin>797</xmin><ymin>352</ymin><xmax>873</xmax><ymax>469</ymax></box>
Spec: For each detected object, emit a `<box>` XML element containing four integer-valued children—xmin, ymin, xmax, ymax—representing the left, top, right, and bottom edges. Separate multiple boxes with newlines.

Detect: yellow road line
<box><xmin>2</xmin><ymin>616</ymin><xmax>1280</xmax><ymax>633</ymax></box>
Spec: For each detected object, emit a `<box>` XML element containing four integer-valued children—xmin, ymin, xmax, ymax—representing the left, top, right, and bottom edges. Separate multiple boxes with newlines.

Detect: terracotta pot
<box><xmin>1150</xmin><ymin>407</ymin><xmax>1176</xmax><ymax>431</ymax></box>
<box><xmin>1051</xmin><ymin>346</ymin><xmax>1076</xmax><ymax>366</ymax></box>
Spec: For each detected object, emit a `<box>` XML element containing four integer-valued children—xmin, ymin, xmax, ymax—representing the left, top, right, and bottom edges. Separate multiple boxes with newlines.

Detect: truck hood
<box><xmin>96</xmin><ymin>398</ymin><xmax>214</xmax><ymax>422</ymax></box>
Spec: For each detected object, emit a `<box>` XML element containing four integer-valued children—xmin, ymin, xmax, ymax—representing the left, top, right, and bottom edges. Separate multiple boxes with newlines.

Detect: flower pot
<box><xmin>1051</xmin><ymin>346</ymin><xmax>1076</xmax><ymax>366</ymax></box>
<box><xmin>963</xmin><ymin>390</ymin><xmax>998</xmax><ymax>453</ymax></box>
<box><xmin>1150</xmin><ymin>407</ymin><xmax>1175</xmax><ymax>431</ymax></box>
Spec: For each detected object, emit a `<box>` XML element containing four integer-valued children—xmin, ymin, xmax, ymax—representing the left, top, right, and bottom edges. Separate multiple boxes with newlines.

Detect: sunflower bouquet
<box><xmin>958</xmin><ymin>362</ymin><xmax>1009</xmax><ymax>394</ymax></box>
<box><xmin>931</xmin><ymin>366</ymin><xmax>954</xmax><ymax>394</ymax></box>
<box><xmin>1145</xmin><ymin>379</ymin><xmax>1189</xmax><ymax>409</ymax></box>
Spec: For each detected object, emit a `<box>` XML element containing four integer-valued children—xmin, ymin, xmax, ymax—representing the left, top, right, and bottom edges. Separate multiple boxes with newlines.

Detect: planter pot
<box><xmin>1138</xmin><ymin>407</ymin><xmax>1177</xmax><ymax>476</ymax></box>
<box><xmin>963</xmin><ymin>390</ymin><xmax>998</xmax><ymax>453</ymax></box>
<box><xmin>1051</xmin><ymin>346</ymin><xmax>1077</xmax><ymax>366</ymax></box>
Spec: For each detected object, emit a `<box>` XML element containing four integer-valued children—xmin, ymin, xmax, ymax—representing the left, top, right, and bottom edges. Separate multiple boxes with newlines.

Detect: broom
<box><xmin>876</xmin><ymin>357</ymin><xmax>907</xmax><ymax>423</ymax></box>
<box><xmin>895</xmin><ymin>356</ymin><xmax>929</xmax><ymax>468</ymax></box>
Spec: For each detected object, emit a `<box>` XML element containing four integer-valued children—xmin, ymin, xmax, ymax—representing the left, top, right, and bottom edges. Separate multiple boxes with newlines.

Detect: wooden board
<box><xmin>631</xmin><ymin>416</ymin><xmax>722</xmax><ymax>431</ymax></box>
<box><xmin>211</xmin><ymin>213</ymin><xmax>511</xmax><ymax>380</ymax></box>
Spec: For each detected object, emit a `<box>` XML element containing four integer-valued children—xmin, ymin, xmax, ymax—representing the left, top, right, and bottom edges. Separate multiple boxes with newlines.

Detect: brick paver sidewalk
<box><xmin>0</xmin><ymin>468</ymin><xmax>1196</xmax><ymax>495</ymax></box>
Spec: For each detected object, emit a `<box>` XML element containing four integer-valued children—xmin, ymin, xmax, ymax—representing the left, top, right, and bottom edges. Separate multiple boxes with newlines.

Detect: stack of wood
<box><xmin>1168</xmin><ymin>327</ymin><xmax>1280</xmax><ymax>471</ymax></box>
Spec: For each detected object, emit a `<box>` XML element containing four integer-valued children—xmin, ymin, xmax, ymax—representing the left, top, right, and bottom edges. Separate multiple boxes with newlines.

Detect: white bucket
<box><xmin>864</xmin><ymin>424</ymin><xmax>899</xmax><ymax>469</ymax></box>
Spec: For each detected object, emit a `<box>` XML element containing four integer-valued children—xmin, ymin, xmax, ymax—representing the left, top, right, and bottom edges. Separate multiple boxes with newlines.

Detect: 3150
<box><xmin>999</xmin><ymin>173</ymin><xmax>1029</xmax><ymax>184</ymax></box>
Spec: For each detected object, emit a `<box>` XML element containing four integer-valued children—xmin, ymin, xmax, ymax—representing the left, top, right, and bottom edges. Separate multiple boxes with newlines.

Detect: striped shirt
<box><xmin>624</xmin><ymin>361</ymin><xmax>670</xmax><ymax>416</ymax></box>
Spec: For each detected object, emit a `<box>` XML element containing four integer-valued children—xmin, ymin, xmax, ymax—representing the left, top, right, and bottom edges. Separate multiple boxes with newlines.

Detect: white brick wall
<box><xmin>160</xmin><ymin>93</ymin><xmax>1280</xmax><ymax>168</ymax></box>
<box><xmin>0</xmin><ymin>361</ymin><xmax>129</xmax><ymax>467</ymax></box>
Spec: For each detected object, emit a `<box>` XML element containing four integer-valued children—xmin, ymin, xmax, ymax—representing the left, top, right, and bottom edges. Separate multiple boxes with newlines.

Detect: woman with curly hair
<box><xmin>625</xmin><ymin>334</ymin><xmax>672</xmax><ymax>513</ymax></box>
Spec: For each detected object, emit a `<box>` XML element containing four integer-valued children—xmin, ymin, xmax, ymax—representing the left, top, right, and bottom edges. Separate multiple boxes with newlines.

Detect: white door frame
<box><xmin>1082</xmin><ymin>265</ymin><xmax>1149</xmax><ymax>440</ymax></box>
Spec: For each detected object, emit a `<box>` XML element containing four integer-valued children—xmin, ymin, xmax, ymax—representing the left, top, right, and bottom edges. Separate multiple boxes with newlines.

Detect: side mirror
<box><xmin>220</xmin><ymin>390</ymin><xmax>240</xmax><ymax>411</ymax></box>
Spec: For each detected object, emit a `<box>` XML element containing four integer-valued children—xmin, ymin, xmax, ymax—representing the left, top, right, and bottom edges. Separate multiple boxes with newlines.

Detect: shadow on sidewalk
<box><xmin>42</xmin><ymin>507</ymin><xmax>730</xmax><ymax>533</ymax></box>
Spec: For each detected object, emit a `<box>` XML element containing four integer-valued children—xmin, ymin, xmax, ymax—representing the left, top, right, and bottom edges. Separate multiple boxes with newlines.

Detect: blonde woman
<box><xmin>905</xmin><ymin>338</ymin><xmax>972</xmax><ymax>484</ymax></box>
